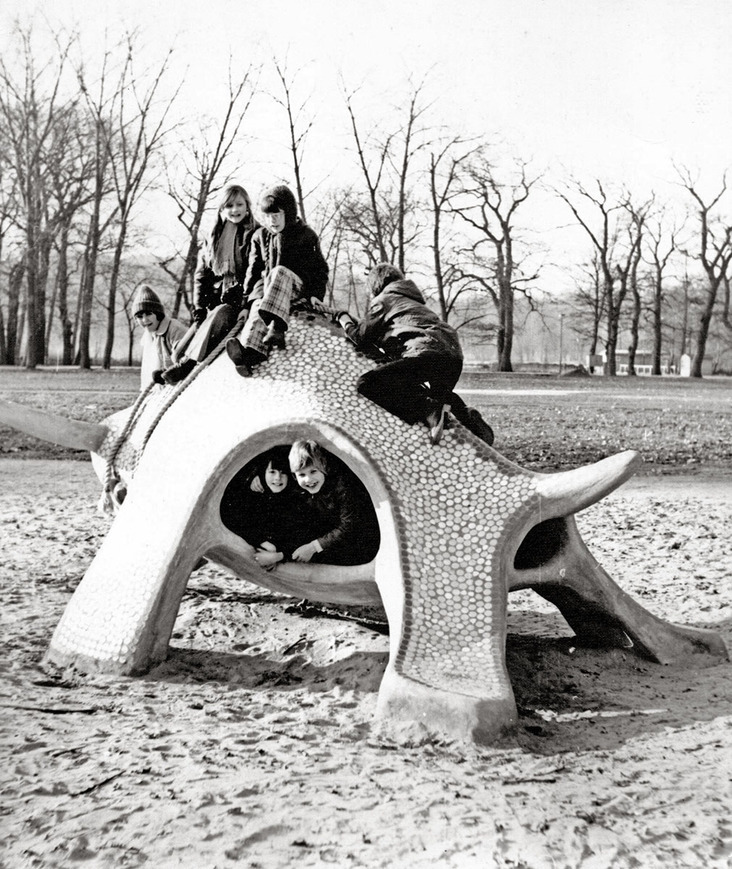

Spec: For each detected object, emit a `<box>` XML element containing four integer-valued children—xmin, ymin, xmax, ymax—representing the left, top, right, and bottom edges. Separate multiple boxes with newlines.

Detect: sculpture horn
<box><xmin>535</xmin><ymin>449</ymin><xmax>641</xmax><ymax>516</ymax></box>
<box><xmin>0</xmin><ymin>398</ymin><xmax>109</xmax><ymax>452</ymax></box>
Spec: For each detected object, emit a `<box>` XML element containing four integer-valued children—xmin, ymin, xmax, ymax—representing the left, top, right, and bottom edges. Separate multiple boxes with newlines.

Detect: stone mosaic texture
<box><xmin>44</xmin><ymin>313</ymin><xmax>727</xmax><ymax>742</ymax></box>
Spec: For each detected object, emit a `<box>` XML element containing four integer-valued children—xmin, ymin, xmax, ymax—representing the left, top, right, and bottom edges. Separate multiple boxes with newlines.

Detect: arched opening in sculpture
<box><xmin>218</xmin><ymin>441</ymin><xmax>381</xmax><ymax>569</ymax></box>
<box><xmin>201</xmin><ymin>423</ymin><xmax>396</xmax><ymax>614</ymax></box>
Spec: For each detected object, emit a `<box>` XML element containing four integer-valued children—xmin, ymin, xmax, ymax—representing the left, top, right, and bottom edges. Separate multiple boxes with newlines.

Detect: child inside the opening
<box><xmin>220</xmin><ymin>446</ymin><xmax>310</xmax><ymax>570</ymax></box>
<box><xmin>226</xmin><ymin>184</ymin><xmax>329</xmax><ymax>376</ymax></box>
<box><xmin>287</xmin><ymin>439</ymin><xmax>380</xmax><ymax>566</ymax></box>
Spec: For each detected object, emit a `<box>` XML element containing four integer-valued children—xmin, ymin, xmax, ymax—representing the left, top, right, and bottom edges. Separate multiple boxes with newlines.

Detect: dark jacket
<box><xmin>243</xmin><ymin>220</ymin><xmax>329</xmax><ymax>304</ymax></box>
<box><xmin>194</xmin><ymin>219</ymin><xmax>258</xmax><ymax>313</ymax></box>
<box><xmin>347</xmin><ymin>279</ymin><xmax>463</xmax><ymax>362</ymax></box>
<box><xmin>220</xmin><ymin>471</ymin><xmax>309</xmax><ymax>559</ymax></box>
<box><xmin>294</xmin><ymin>472</ymin><xmax>379</xmax><ymax>566</ymax></box>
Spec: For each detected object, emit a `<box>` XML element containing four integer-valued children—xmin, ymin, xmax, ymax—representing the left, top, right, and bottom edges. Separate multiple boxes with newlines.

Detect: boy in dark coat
<box><xmin>335</xmin><ymin>263</ymin><xmax>494</xmax><ymax>445</ymax></box>
<box><xmin>226</xmin><ymin>184</ymin><xmax>329</xmax><ymax>376</ymax></box>
<box><xmin>287</xmin><ymin>440</ymin><xmax>380</xmax><ymax>567</ymax></box>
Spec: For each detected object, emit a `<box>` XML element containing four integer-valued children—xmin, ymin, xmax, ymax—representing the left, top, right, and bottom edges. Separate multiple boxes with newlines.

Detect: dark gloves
<box><xmin>221</xmin><ymin>285</ymin><xmax>243</xmax><ymax>308</ymax></box>
<box><xmin>151</xmin><ymin>369</ymin><xmax>166</xmax><ymax>385</ymax></box>
<box><xmin>192</xmin><ymin>307</ymin><xmax>208</xmax><ymax>326</ymax></box>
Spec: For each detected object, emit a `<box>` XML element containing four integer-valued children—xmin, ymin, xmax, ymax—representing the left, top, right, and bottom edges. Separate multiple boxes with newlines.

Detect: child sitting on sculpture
<box><xmin>287</xmin><ymin>439</ymin><xmax>380</xmax><ymax>566</ymax></box>
<box><xmin>159</xmin><ymin>183</ymin><xmax>259</xmax><ymax>384</ymax></box>
<box><xmin>220</xmin><ymin>445</ymin><xmax>310</xmax><ymax>569</ymax></box>
<box><xmin>133</xmin><ymin>285</ymin><xmax>188</xmax><ymax>389</ymax></box>
<box><xmin>226</xmin><ymin>184</ymin><xmax>329</xmax><ymax>377</ymax></box>
<box><xmin>323</xmin><ymin>263</ymin><xmax>494</xmax><ymax>446</ymax></box>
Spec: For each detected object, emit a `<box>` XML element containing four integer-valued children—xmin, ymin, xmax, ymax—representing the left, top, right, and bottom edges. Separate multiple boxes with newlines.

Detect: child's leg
<box><xmin>235</xmin><ymin>266</ymin><xmax>302</xmax><ymax>358</ymax></box>
<box><xmin>257</xmin><ymin>266</ymin><xmax>302</xmax><ymax>332</ymax></box>
<box><xmin>356</xmin><ymin>357</ymin><xmax>435</xmax><ymax>424</ymax></box>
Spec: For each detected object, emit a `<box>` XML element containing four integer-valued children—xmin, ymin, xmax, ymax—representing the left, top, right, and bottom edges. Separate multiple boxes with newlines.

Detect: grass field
<box><xmin>1</xmin><ymin>365</ymin><xmax>731</xmax><ymax>472</ymax></box>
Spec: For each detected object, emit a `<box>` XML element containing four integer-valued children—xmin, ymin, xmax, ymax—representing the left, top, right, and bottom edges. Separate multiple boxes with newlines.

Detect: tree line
<box><xmin>1</xmin><ymin>23</ymin><xmax>730</xmax><ymax>377</ymax></box>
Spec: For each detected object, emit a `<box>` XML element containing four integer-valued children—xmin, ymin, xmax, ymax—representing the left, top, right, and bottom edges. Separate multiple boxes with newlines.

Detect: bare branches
<box><xmin>271</xmin><ymin>56</ymin><xmax>315</xmax><ymax>222</ymax></box>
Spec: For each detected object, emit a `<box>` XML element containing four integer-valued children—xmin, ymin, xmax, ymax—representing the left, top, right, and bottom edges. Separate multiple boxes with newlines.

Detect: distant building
<box><xmin>589</xmin><ymin>351</ymin><xmax>676</xmax><ymax>376</ymax></box>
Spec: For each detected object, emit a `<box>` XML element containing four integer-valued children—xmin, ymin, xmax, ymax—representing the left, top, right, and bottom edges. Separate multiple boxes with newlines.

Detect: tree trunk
<box><xmin>4</xmin><ymin>261</ymin><xmax>24</xmax><ymax>365</ymax></box>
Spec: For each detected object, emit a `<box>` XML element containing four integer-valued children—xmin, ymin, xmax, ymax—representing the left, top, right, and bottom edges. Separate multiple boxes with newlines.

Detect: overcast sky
<box><xmin>4</xmin><ymin>0</ymin><xmax>730</xmax><ymax>175</ymax></box>
<box><xmin>2</xmin><ymin>0</ymin><xmax>731</xmax><ymax>276</ymax></box>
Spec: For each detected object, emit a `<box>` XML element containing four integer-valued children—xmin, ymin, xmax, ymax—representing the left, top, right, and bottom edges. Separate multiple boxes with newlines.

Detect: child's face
<box><xmin>294</xmin><ymin>463</ymin><xmax>325</xmax><ymax>495</ymax></box>
<box><xmin>135</xmin><ymin>311</ymin><xmax>160</xmax><ymax>333</ymax></box>
<box><xmin>264</xmin><ymin>209</ymin><xmax>286</xmax><ymax>234</ymax></box>
<box><xmin>264</xmin><ymin>462</ymin><xmax>289</xmax><ymax>494</ymax></box>
<box><xmin>221</xmin><ymin>194</ymin><xmax>249</xmax><ymax>225</ymax></box>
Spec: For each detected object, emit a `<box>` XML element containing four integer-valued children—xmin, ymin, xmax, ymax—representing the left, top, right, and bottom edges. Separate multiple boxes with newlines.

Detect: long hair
<box><xmin>209</xmin><ymin>184</ymin><xmax>255</xmax><ymax>247</ymax></box>
<box><xmin>288</xmin><ymin>439</ymin><xmax>329</xmax><ymax>474</ymax></box>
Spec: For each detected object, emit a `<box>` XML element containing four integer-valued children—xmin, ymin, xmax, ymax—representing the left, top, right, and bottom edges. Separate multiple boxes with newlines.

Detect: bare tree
<box><xmin>91</xmin><ymin>37</ymin><xmax>179</xmax><ymax>368</ymax></box>
<box><xmin>271</xmin><ymin>57</ymin><xmax>314</xmax><ymax>222</ymax></box>
<box><xmin>618</xmin><ymin>197</ymin><xmax>648</xmax><ymax>375</ymax></box>
<box><xmin>643</xmin><ymin>207</ymin><xmax>679</xmax><ymax>375</ymax></box>
<box><xmin>342</xmin><ymin>80</ymin><xmax>429</xmax><ymax>272</ymax></box>
<box><xmin>161</xmin><ymin>62</ymin><xmax>257</xmax><ymax>318</ymax></box>
<box><xmin>343</xmin><ymin>86</ymin><xmax>391</xmax><ymax>263</ymax></box>
<box><xmin>569</xmin><ymin>254</ymin><xmax>606</xmax><ymax>370</ymax></box>
<box><xmin>428</xmin><ymin>139</ymin><xmax>475</xmax><ymax>321</ymax></box>
<box><xmin>677</xmin><ymin>167</ymin><xmax>732</xmax><ymax>378</ymax></box>
<box><xmin>452</xmin><ymin>149</ymin><xmax>541</xmax><ymax>371</ymax></box>
<box><xmin>558</xmin><ymin>179</ymin><xmax>649</xmax><ymax>376</ymax></box>
<box><xmin>0</xmin><ymin>25</ymin><xmax>76</xmax><ymax>368</ymax></box>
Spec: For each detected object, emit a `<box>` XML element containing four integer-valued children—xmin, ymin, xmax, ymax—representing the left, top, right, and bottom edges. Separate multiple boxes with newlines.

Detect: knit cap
<box><xmin>133</xmin><ymin>285</ymin><xmax>165</xmax><ymax>318</ymax></box>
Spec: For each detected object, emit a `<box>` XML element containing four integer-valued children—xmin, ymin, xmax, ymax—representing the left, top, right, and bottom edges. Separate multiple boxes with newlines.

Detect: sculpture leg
<box><xmin>512</xmin><ymin>516</ymin><xmax>728</xmax><ymax>664</ymax></box>
<box><xmin>373</xmin><ymin>500</ymin><xmax>522</xmax><ymax>744</ymax></box>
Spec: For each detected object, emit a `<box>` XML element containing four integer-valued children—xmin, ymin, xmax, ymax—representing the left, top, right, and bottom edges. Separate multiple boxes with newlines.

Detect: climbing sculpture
<box><xmin>0</xmin><ymin>312</ymin><xmax>727</xmax><ymax>744</ymax></box>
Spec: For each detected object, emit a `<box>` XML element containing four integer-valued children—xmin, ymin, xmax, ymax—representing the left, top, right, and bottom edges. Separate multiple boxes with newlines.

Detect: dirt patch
<box><xmin>0</xmin><ymin>459</ymin><xmax>730</xmax><ymax>868</ymax></box>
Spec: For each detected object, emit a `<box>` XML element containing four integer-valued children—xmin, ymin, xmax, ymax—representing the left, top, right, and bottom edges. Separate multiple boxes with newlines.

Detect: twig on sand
<box><xmin>69</xmin><ymin>771</ymin><xmax>124</xmax><ymax>797</ymax></box>
<box><xmin>0</xmin><ymin>701</ymin><xmax>97</xmax><ymax>715</ymax></box>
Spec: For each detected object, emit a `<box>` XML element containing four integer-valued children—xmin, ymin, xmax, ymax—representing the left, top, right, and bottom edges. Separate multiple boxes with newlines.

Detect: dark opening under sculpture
<box><xmin>1</xmin><ymin>312</ymin><xmax>727</xmax><ymax>744</ymax></box>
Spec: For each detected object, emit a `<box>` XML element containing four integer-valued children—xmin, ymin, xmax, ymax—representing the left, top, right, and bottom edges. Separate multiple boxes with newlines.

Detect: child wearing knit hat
<box><xmin>133</xmin><ymin>285</ymin><xmax>188</xmax><ymax>389</ymax></box>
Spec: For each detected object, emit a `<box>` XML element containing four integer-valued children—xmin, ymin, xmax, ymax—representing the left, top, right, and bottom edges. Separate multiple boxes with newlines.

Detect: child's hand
<box><xmin>249</xmin><ymin>475</ymin><xmax>265</xmax><ymax>494</ymax></box>
<box><xmin>291</xmin><ymin>540</ymin><xmax>321</xmax><ymax>563</ymax></box>
<box><xmin>255</xmin><ymin>548</ymin><xmax>283</xmax><ymax>570</ymax></box>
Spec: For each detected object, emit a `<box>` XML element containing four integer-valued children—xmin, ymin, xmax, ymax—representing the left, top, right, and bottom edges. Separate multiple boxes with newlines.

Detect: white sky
<box><xmin>2</xmin><ymin>0</ymin><xmax>731</xmax><ymax>277</ymax></box>
<box><xmin>4</xmin><ymin>0</ymin><xmax>730</xmax><ymax>173</ymax></box>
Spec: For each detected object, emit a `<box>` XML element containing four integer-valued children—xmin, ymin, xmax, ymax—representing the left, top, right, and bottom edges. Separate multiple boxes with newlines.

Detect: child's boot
<box><xmin>459</xmin><ymin>407</ymin><xmax>495</xmax><ymax>446</ymax></box>
<box><xmin>425</xmin><ymin>403</ymin><xmax>450</xmax><ymax>445</ymax></box>
<box><xmin>263</xmin><ymin>319</ymin><xmax>286</xmax><ymax>350</ymax></box>
<box><xmin>226</xmin><ymin>338</ymin><xmax>265</xmax><ymax>377</ymax></box>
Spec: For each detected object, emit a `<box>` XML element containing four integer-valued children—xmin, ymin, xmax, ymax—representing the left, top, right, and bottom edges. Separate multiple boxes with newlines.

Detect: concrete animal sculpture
<box><xmin>1</xmin><ymin>312</ymin><xmax>726</xmax><ymax>744</ymax></box>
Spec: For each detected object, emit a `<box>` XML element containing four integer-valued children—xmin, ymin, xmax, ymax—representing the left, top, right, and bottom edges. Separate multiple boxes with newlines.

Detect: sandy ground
<box><xmin>0</xmin><ymin>458</ymin><xmax>731</xmax><ymax>869</ymax></box>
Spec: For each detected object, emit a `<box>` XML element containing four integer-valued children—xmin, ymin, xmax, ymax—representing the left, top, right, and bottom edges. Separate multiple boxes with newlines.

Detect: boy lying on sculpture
<box><xmin>317</xmin><ymin>263</ymin><xmax>495</xmax><ymax>446</ymax></box>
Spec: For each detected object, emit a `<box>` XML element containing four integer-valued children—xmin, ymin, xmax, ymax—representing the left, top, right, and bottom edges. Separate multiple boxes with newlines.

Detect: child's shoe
<box><xmin>226</xmin><ymin>338</ymin><xmax>251</xmax><ymax>376</ymax></box>
<box><xmin>263</xmin><ymin>321</ymin><xmax>286</xmax><ymax>350</ymax></box>
<box><xmin>464</xmin><ymin>408</ymin><xmax>494</xmax><ymax>446</ymax></box>
<box><xmin>425</xmin><ymin>403</ymin><xmax>450</xmax><ymax>445</ymax></box>
<box><xmin>226</xmin><ymin>339</ymin><xmax>266</xmax><ymax>377</ymax></box>
<box><xmin>161</xmin><ymin>357</ymin><xmax>196</xmax><ymax>385</ymax></box>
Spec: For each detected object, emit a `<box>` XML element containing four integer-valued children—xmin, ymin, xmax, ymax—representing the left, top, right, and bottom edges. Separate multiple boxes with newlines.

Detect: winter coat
<box><xmin>194</xmin><ymin>219</ymin><xmax>258</xmax><ymax>313</ymax></box>
<box><xmin>243</xmin><ymin>219</ymin><xmax>329</xmax><ymax>304</ymax></box>
<box><xmin>346</xmin><ymin>279</ymin><xmax>463</xmax><ymax>362</ymax></box>
<box><xmin>220</xmin><ymin>470</ymin><xmax>310</xmax><ymax>560</ymax></box>
<box><xmin>139</xmin><ymin>315</ymin><xmax>189</xmax><ymax>388</ymax></box>
<box><xmin>293</xmin><ymin>472</ymin><xmax>380</xmax><ymax>566</ymax></box>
